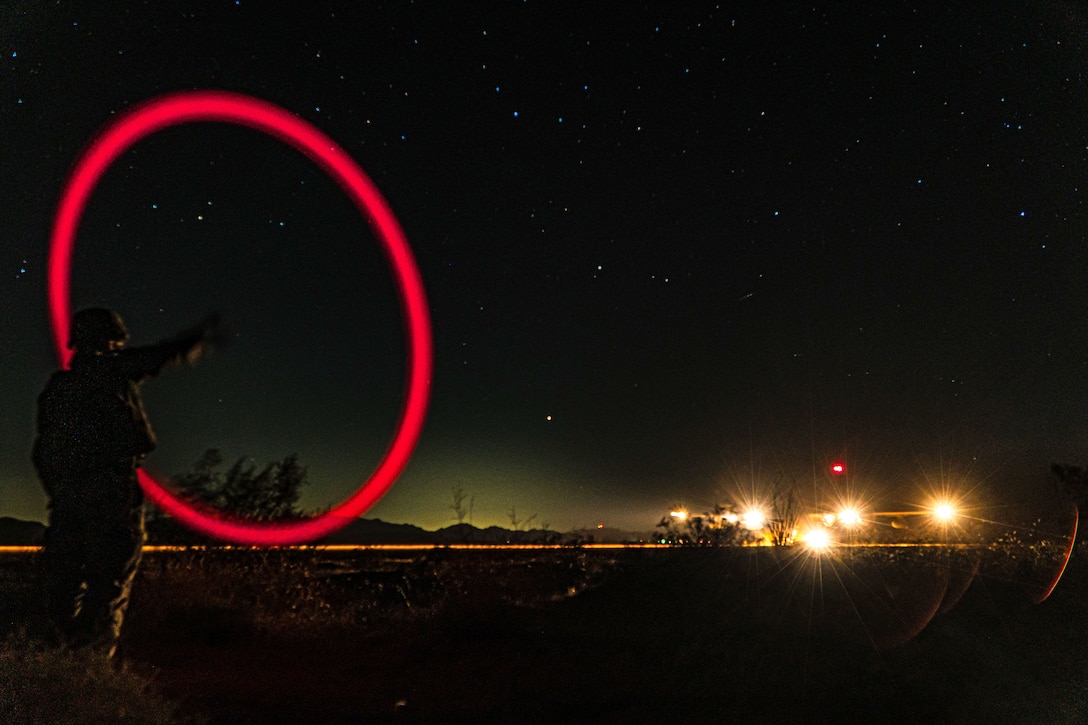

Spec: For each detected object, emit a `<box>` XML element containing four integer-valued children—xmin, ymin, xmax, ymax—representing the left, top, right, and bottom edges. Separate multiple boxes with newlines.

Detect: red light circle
<box><xmin>48</xmin><ymin>91</ymin><xmax>432</xmax><ymax>545</ymax></box>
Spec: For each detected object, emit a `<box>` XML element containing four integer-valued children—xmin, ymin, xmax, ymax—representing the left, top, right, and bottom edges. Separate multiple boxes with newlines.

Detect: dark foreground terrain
<box><xmin>3</xmin><ymin>543</ymin><xmax>1087</xmax><ymax>723</ymax></box>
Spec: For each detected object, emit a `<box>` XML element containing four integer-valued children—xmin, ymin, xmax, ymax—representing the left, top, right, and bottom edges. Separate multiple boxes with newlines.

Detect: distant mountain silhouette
<box><xmin>321</xmin><ymin>519</ymin><xmax>652</xmax><ymax>545</ymax></box>
<box><xmin>0</xmin><ymin>517</ymin><xmax>46</xmax><ymax>545</ymax></box>
<box><xmin>0</xmin><ymin>516</ymin><xmax>651</xmax><ymax>546</ymax></box>
<box><xmin>322</xmin><ymin>519</ymin><xmax>564</xmax><ymax>545</ymax></box>
<box><xmin>432</xmin><ymin>523</ymin><xmax>563</xmax><ymax>545</ymax></box>
<box><xmin>322</xmin><ymin>518</ymin><xmax>435</xmax><ymax>545</ymax></box>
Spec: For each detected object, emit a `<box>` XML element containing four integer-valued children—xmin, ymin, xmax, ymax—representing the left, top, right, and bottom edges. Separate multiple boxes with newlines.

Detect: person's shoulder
<box><xmin>68</xmin><ymin>353</ymin><xmax>130</xmax><ymax>382</ymax></box>
<box><xmin>42</xmin><ymin>368</ymin><xmax>74</xmax><ymax>386</ymax></box>
<box><xmin>38</xmin><ymin>369</ymin><xmax>77</xmax><ymax>402</ymax></box>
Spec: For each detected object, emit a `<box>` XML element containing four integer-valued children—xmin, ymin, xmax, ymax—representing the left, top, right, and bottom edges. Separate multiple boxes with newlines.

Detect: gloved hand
<box><xmin>179</xmin><ymin>313</ymin><xmax>229</xmax><ymax>365</ymax></box>
<box><xmin>200</xmin><ymin>313</ymin><xmax>230</xmax><ymax>350</ymax></box>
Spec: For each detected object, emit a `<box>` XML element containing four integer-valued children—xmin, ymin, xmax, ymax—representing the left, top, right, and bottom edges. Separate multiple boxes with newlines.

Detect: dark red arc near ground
<box><xmin>47</xmin><ymin>90</ymin><xmax>432</xmax><ymax>546</ymax></box>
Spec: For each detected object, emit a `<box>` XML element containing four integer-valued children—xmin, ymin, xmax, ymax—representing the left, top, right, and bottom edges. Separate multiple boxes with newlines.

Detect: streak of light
<box><xmin>0</xmin><ymin>542</ymin><xmax>999</xmax><ymax>555</ymax></box>
<box><xmin>871</xmin><ymin>511</ymin><xmax>952</xmax><ymax>517</ymax></box>
<box><xmin>0</xmin><ymin>543</ymin><xmax>677</xmax><ymax>554</ymax></box>
<box><xmin>1036</xmin><ymin>506</ymin><xmax>1078</xmax><ymax>604</ymax></box>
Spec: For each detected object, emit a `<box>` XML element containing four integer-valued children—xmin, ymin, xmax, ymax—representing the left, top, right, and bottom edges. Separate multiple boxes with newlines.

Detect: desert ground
<box><xmin>3</xmin><ymin>542</ymin><xmax>1087</xmax><ymax>723</ymax></box>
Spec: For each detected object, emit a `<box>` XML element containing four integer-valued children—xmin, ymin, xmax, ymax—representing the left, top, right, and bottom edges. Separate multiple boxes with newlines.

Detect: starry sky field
<box><xmin>2</xmin><ymin>2</ymin><xmax>1087</xmax><ymax>533</ymax></box>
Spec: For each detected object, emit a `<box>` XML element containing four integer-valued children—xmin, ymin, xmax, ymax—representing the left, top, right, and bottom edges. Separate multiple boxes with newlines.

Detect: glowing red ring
<box><xmin>48</xmin><ymin>90</ymin><xmax>432</xmax><ymax>546</ymax></box>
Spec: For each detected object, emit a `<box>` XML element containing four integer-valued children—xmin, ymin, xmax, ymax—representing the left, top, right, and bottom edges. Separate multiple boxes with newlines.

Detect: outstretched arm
<box><xmin>117</xmin><ymin>314</ymin><xmax>225</xmax><ymax>383</ymax></box>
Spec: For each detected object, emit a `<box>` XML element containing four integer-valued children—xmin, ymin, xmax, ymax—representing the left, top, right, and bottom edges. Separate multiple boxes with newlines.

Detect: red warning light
<box><xmin>830</xmin><ymin>463</ymin><xmax>846</xmax><ymax>475</ymax></box>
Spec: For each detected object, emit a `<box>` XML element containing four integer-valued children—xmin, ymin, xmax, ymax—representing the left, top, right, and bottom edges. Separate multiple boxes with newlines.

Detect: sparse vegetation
<box><xmin>1</xmin><ymin>540</ymin><xmax>1086</xmax><ymax>721</ymax></box>
<box><xmin>656</xmin><ymin>504</ymin><xmax>752</xmax><ymax>545</ymax></box>
<box><xmin>765</xmin><ymin>475</ymin><xmax>803</xmax><ymax>546</ymax></box>
<box><xmin>0</xmin><ymin>631</ymin><xmax>203</xmax><ymax>724</ymax></box>
<box><xmin>0</xmin><ymin>545</ymin><xmax>616</xmax><ymax>723</ymax></box>
<box><xmin>449</xmin><ymin>485</ymin><xmax>473</xmax><ymax>524</ymax></box>
<box><xmin>3</xmin><ymin>458</ymin><xmax>1085</xmax><ymax>722</ymax></box>
<box><xmin>507</xmin><ymin>506</ymin><xmax>538</xmax><ymax>531</ymax></box>
<box><xmin>146</xmin><ymin>450</ymin><xmax>313</xmax><ymax>543</ymax></box>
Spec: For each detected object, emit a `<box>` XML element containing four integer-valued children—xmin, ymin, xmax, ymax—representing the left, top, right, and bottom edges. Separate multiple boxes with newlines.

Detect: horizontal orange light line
<box><xmin>0</xmin><ymin>543</ymin><xmax>672</xmax><ymax>554</ymax></box>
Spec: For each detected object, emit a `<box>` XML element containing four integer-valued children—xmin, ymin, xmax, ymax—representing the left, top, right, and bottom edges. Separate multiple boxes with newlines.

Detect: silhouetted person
<box><xmin>32</xmin><ymin>308</ymin><xmax>221</xmax><ymax>657</ymax></box>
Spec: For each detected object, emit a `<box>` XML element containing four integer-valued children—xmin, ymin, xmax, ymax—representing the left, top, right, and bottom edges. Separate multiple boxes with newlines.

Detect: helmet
<box><xmin>68</xmin><ymin>308</ymin><xmax>129</xmax><ymax>351</ymax></box>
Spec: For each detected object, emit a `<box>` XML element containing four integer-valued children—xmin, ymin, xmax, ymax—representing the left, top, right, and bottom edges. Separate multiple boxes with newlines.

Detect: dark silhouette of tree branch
<box><xmin>146</xmin><ymin>449</ymin><xmax>311</xmax><ymax>543</ymax></box>
<box><xmin>450</xmin><ymin>486</ymin><xmax>470</xmax><ymax>524</ymax></box>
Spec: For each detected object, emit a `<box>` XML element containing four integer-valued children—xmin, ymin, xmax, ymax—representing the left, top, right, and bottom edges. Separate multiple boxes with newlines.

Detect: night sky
<box><xmin>2</xmin><ymin>2</ymin><xmax>1087</xmax><ymax>533</ymax></box>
